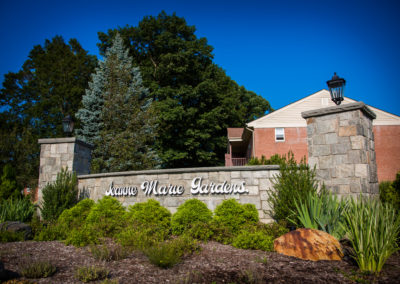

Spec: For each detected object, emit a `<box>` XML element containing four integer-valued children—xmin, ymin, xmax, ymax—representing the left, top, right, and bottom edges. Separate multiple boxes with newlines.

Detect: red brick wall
<box><xmin>373</xmin><ymin>125</ymin><xmax>400</xmax><ymax>181</ymax></box>
<box><xmin>253</xmin><ymin>127</ymin><xmax>308</xmax><ymax>162</ymax></box>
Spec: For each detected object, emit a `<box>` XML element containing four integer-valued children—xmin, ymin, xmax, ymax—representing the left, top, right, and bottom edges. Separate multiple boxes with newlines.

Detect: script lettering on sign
<box><xmin>105</xmin><ymin>182</ymin><xmax>138</xmax><ymax>197</ymax></box>
<box><xmin>190</xmin><ymin>177</ymin><xmax>248</xmax><ymax>195</ymax></box>
<box><xmin>105</xmin><ymin>178</ymin><xmax>249</xmax><ymax>197</ymax></box>
<box><xmin>141</xmin><ymin>180</ymin><xmax>185</xmax><ymax>196</ymax></box>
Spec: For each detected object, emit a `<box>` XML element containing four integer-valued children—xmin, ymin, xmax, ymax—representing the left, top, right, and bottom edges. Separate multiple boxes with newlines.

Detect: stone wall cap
<box><xmin>78</xmin><ymin>165</ymin><xmax>281</xmax><ymax>179</ymax></box>
<box><xmin>301</xmin><ymin>101</ymin><xmax>376</xmax><ymax>120</ymax></box>
<box><xmin>38</xmin><ymin>137</ymin><xmax>94</xmax><ymax>149</ymax></box>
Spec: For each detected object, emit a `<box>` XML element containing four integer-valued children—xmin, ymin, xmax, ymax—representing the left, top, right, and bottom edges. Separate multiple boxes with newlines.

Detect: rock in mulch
<box><xmin>274</xmin><ymin>228</ymin><xmax>343</xmax><ymax>261</ymax></box>
<box><xmin>0</xmin><ymin>221</ymin><xmax>32</xmax><ymax>240</ymax></box>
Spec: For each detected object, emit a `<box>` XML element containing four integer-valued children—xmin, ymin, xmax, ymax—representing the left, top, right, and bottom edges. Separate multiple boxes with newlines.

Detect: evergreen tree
<box><xmin>98</xmin><ymin>11</ymin><xmax>272</xmax><ymax>168</ymax></box>
<box><xmin>77</xmin><ymin>34</ymin><xmax>159</xmax><ymax>172</ymax></box>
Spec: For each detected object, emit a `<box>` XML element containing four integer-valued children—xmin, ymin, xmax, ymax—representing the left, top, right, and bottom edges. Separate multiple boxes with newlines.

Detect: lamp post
<box><xmin>62</xmin><ymin>115</ymin><xmax>74</xmax><ymax>137</ymax></box>
<box><xmin>327</xmin><ymin>72</ymin><xmax>346</xmax><ymax>105</ymax></box>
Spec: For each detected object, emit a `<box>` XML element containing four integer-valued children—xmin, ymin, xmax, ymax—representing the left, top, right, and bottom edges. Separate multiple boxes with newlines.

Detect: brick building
<box><xmin>225</xmin><ymin>89</ymin><xmax>400</xmax><ymax>181</ymax></box>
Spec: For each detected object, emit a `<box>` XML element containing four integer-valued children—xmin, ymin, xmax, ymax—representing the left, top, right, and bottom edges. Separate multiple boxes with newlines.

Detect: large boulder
<box><xmin>274</xmin><ymin>228</ymin><xmax>343</xmax><ymax>261</ymax></box>
<box><xmin>0</xmin><ymin>221</ymin><xmax>32</xmax><ymax>240</ymax></box>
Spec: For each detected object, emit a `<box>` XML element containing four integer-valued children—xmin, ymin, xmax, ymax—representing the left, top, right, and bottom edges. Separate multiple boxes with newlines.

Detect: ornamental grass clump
<box><xmin>0</xmin><ymin>197</ymin><xmax>36</xmax><ymax>223</ymax></box>
<box><xmin>289</xmin><ymin>189</ymin><xmax>347</xmax><ymax>240</ymax></box>
<box><xmin>342</xmin><ymin>196</ymin><xmax>400</xmax><ymax>274</ymax></box>
<box><xmin>75</xmin><ymin>265</ymin><xmax>109</xmax><ymax>282</ymax></box>
<box><xmin>20</xmin><ymin>260</ymin><xmax>57</xmax><ymax>278</ymax></box>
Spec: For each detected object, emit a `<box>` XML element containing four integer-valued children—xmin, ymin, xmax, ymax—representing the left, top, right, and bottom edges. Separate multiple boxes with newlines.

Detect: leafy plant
<box><xmin>40</xmin><ymin>168</ymin><xmax>79</xmax><ymax>222</ymax></box>
<box><xmin>34</xmin><ymin>223</ymin><xmax>64</xmax><ymax>241</ymax></box>
<box><xmin>19</xmin><ymin>260</ymin><xmax>57</xmax><ymax>278</ymax></box>
<box><xmin>144</xmin><ymin>235</ymin><xmax>199</xmax><ymax>268</ymax></box>
<box><xmin>75</xmin><ymin>265</ymin><xmax>109</xmax><ymax>282</ymax></box>
<box><xmin>64</xmin><ymin>227</ymin><xmax>100</xmax><ymax>247</ymax></box>
<box><xmin>247</xmin><ymin>154</ymin><xmax>286</xmax><ymax>165</ymax></box>
<box><xmin>213</xmin><ymin>199</ymin><xmax>258</xmax><ymax>236</ymax></box>
<box><xmin>0</xmin><ymin>164</ymin><xmax>20</xmax><ymax>201</ymax></box>
<box><xmin>289</xmin><ymin>189</ymin><xmax>347</xmax><ymax>239</ymax></box>
<box><xmin>57</xmin><ymin>198</ymin><xmax>95</xmax><ymax>231</ymax></box>
<box><xmin>171</xmin><ymin>199</ymin><xmax>212</xmax><ymax>235</ymax></box>
<box><xmin>85</xmin><ymin>196</ymin><xmax>126</xmax><ymax>238</ymax></box>
<box><xmin>90</xmin><ymin>243</ymin><xmax>128</xmax><ymax>261</ymax></box>
<box><xmin>342</xmin><ymin>196</ymin><xmax>400</xmax><ymax>274</ymax></box>
<box><xmin>116</xmin><ymin>226</ymin><xmax>165</xmax><ymax>250</ymax></box>
<box><xmin>267</xmin><ymin>151</ymin><xmax>319</xmax><ymax>226</ymax></box>
<box><xmin>232</xmin><ymin>230</ymin><xmax>274</xmax><ymax>251</ymax></box>
<box><xmin>185</xmin><ymin>221</ymin><xmax>214</xmax><ymax>241</ymax></box>
<box><xmin>0</xmin><ymin>197</ymin><xmax>35</xmax><ymax>223</ymax></box>
<box><xmin>379</xmin><ymin>178</ymin><xmax>400</xmax><ymax>211</ymax></box>
<box><xmin>0</xmin><ymin>229</ymin><xmax>25</xmax><ymax>242</ymax></box>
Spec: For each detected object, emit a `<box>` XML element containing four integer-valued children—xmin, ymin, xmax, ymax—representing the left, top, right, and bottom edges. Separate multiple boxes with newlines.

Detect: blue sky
<box><xmin>1</xmin><ymin>0</ymin><xmax>399</xmax><ymax>116</ymax></box>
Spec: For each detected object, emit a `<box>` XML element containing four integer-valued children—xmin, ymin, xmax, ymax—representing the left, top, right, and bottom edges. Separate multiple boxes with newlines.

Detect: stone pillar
<box><xmin>38</xmin><ymin>137</ymin><xmax>93</xmax><ymax>201</ymax></box>
<box><xmin>301</xmin><ymin>102</ymin><xmax>378</xmax><ymax>198</ymax></box>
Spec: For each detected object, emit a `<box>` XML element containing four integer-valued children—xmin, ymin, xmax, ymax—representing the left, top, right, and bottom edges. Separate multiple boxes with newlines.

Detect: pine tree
<box><xmin>76</xmin><ymin>34</ymin><xmax>159</xmax><ymax>172</ymax></box>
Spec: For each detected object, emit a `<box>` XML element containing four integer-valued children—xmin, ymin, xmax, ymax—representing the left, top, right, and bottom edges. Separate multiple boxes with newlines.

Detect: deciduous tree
<box><xmin>98</xmin><ymin>11</ymin><xmax>272</xmax><ymax>168</ymax></box>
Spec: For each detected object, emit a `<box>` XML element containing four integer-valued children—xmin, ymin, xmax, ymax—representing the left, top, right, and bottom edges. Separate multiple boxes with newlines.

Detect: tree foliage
<box><xmin>0</xmin><ymin>164</ymin><xmax>20</xmax><ymax>201</ymax></box>
<box><xmin>0</xmin><ymin>36</ymin><xmax>97</xmax><ymax>187</ymax></box>
<box><xmin>98</xmin><ymin>11</ymin><xmax>272</xmax><ymax>168</ymax></box>
<box><xmin>76</xmin><ymin>34</ymin><xmax>159</xmax><ymax>172</ymax></box>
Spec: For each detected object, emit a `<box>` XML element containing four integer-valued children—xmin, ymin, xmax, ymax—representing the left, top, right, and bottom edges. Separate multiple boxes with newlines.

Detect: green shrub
<box><xmin>267</xmin><ymin>151</ymin><xmax>319</xmax><ymax>226</ymax></box>
<box><xmin>117</xmin><ymin>227</ymin><xmax>163</xmax><ymax>250</ymax></box>
<box><xmin>342</xmin><ymin>196</ymin><xmax>400</xmax><ymax>274</ymax></box>
<box><xmin>20</xmin><ymin>260</ymin><xmax>57</xmax><ymax>278</ymax></box>
<box><xmin>64</xmin><ymin>227</ymin><xmax>100</xmax><ymax>247</ymax></box>
<box><xmin>209</xmin><ymin>220</ymin><xmax>235</xmax><ymax>244</ymax></box>
<box><xmin>233</xmin><ymin>230</ymin><xmax>274</xmax><ymax>251</ymax></box>
<box><xmin>34</xmin><ymin>223</ymin><xmax>64</xmax><ymax>241</ymax></box>
<box><xmin>75</xmin><ymin>265</ymin><xmax>109</xmax><ymax>282</ymax></box>
<box><xmin>185</xmin><ymin>221</ymin><xmax>214</xmax><ymax>241</ymax></box>
<box><xmin>263</xmin><ymin>220</ymin><xmax>289</xmax><ymax>238</ymax></box>
<box><xmin>90</xmin><ymin>243</ymin><xmax>128</xmax><ymax>261</ymax></box>
<box><xmin>289</xmin><ymin>189</ymin><xmax>347</xmax><ymax>239</ymax></box>
<box><xmin>0</xmin><ymin>165</ymin><xmax>20</xmax><ymax>201</ymax></box>
<box><xmin>247</xmin><ymin>154</ymin><xmax>286</xmax><ymax>165</ymax></box>
<box><xmin>0</xmin><ymin>197</ymin><xmax>35</xmax><ymax>223</ymax></box>
<box><xmin>58</xmin><ymin>198</ymin><xmax>95</xmax><ymax>230</ymax></box>
<box><xmin>0</xmin><ymin>229</ymin><xmax>25</xmax><ymax>242</ymax></box>
<box><xmin>144</xmin><ymin>235</ymin><xmax>199</xmax><ymax>268</ymax></box>
<box><xmin>171</xmin><ymin>199</ymin><xmax>212</xmax><ymax>235</ymax></box>
<box><xmin>379</xmin><ymin>180</ymin><xmax>400</xmax><ymax>211</ymax></box>
<box><xmin>40</xmin><ymin>168</ymin><xmax>79</xmax><ymax>222</ymax></box>
<box><xmin>85</xmin><ymin>196</ymin><xmax>126</xmax><ymax>238</ymax></box>
<box><xmin>213</xmin><ymin>199</ymin><xmax>258</xmax><ymax>236</ymax></box>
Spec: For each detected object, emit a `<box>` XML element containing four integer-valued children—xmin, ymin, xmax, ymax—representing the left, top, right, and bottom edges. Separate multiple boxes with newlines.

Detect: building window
<box><xmin>275</xmin><ymin>128</ymin><xmax>285</xmax><ymax>142</ymax></box>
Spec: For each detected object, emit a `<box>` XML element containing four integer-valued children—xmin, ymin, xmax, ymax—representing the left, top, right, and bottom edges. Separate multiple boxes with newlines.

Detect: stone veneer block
<box><xmin>302</xmin><ymin>102</ymin><xmax>378</xmax><ymax>196</ymax></box>
<box><xmin>38</xmin><ymin>137</ymin><xmax>93</xmax><ymax>202</ymax></box>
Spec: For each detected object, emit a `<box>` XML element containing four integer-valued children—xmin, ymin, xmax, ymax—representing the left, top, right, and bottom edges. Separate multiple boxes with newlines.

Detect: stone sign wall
<box><xmin>77</xmin><ymin>166</ymin><xmax>280</xmax><ymax>223</ymax></box>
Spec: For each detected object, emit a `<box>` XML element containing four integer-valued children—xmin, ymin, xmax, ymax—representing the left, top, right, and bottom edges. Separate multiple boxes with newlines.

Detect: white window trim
<box><xmin>275</xmin><ymin>127</ymin><xmax>285</xmax><ymax>142</ymax></box>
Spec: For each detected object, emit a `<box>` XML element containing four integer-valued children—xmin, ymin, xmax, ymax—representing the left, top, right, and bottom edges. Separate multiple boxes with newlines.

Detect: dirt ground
<box><xmin>1</xmin><ymin>240</ymin><xmax>400</xmax><ymax>283</ymax></box>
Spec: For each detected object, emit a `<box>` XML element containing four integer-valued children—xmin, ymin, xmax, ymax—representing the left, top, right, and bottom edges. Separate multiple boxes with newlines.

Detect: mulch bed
<box><xmin>1</xmin><ymin>240</ymin><xmax>399</xmax><ymax>283</ymax></box>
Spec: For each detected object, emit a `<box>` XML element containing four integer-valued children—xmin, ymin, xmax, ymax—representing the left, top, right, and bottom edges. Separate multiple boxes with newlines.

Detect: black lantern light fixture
<box><xmin>62</xmin><ymin>115</ymin><xmax>74</xmax><ymax>137</ymax></box>
<box><xmin>326</xmin><ymin>72</ymin><xmax>346</xmax><ymax>105</ymax></box>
